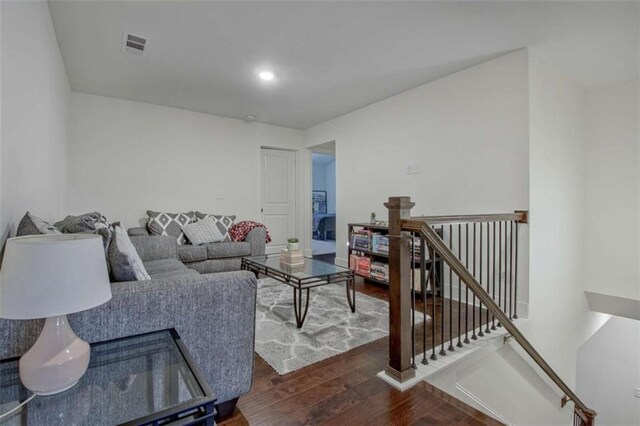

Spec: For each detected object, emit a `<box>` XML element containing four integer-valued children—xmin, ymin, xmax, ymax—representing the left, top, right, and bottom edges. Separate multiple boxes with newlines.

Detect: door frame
<box><xmin>258</xmin><ymin>146</ymin><xmax>298</xmax><ymax>254</ymax></box>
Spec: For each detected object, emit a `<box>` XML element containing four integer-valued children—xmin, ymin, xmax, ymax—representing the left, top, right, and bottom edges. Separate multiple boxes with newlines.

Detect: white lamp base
<box><xmin>19</xmin><ymin>315</ymin><xmax>90</xmax><ymax>395</ymax></box>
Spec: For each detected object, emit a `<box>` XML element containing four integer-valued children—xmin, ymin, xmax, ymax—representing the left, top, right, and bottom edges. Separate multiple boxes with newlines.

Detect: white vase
<box><xmin>288</xmin><ymin>242</ymin><xmax>299</xmax><ymax>251</ymax></box>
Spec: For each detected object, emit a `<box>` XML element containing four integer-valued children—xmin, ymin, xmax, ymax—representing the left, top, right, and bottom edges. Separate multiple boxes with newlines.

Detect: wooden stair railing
<box><xmin>384</xmin><ymin>196</ymin><xmax>596</xmax><ymax>426</ymax></box>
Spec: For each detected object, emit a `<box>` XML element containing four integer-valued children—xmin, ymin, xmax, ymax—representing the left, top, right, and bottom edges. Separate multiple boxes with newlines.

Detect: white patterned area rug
<box><xmin>255</xmin><ymin>278</ymin><xmax>427</xmax><ymax>375</ymax></box>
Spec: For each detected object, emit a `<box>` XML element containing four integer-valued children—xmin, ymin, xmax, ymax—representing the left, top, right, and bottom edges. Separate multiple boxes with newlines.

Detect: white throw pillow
<box><xmin>182</xmin><ymin>216</ymin><xmax>225</xmax><ymax>245</ymax></box>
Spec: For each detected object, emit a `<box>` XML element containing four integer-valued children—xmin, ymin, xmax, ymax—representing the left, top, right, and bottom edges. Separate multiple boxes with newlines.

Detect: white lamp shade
<box><xmin>0</xmin><ymin>234</ymin><xmax>111</xmax><ymax>319</ymax></box>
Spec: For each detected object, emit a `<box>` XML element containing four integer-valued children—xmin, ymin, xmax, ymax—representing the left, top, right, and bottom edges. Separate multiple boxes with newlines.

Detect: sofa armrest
<box><xmin>244</xmin><ymin>227</ymin><xmax>266</xmax><ymax>256</ymax></box>
<box><xmin>130</xmin><ymin>235</ymin><xmax>178</xmax><ymax>261</ymax></box>
<box><xmin>128</xmin><ymin>227</ymin><xmax>150</xmax><ymax>236</ymax></box>
<box><xmin>0</xmin><ymin>271</ymin><xmax>257</xmax><ymax>405</ymax></box>
<box><xmin>69</xmin><ymin>271</ymin><xmax>257</xmax><ymax>404</ymax></box>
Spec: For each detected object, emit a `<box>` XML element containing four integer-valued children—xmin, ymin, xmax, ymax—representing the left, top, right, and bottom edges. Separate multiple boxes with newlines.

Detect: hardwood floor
<box><xmin>219</xmin><ymin>277</ymin><xmax>502</xmax><ymax>426</ymax></box>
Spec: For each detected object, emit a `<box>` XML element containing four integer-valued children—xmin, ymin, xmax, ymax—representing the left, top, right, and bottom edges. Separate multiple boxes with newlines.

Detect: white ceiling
<box><xmin>48</xmin><ymin>1</ymin><xmax>639</xmax><ymax>130</ymax></box>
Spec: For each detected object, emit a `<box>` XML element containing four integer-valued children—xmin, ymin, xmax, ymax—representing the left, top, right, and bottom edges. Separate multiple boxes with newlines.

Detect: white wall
<box><xmin>305</xmin><ymin>49</ymin><xmax>530</xmax><ymax>307</ymax></box>
<box><xmin>312</xmin><ymin>153</ymin><xmax>336</xmax><ymax>214</ymax></box>
<box><xmin>325</xmin><ymin>159</ymin><xmax>336</xmax><ymax>214</ymax></box>
<box><xmin>527</xmin><ymin>52</ymin><xmax>609</xmax><ymax>388</ymax></box>
<box><xmin>576</xmin><ymin>316</ymin><xmax>640</xmax><ymax>426</ymax></box>
<box><xmin>312</xmin><ymin>155</ymin><xmax>327</xmax><ymax>192</ymax></box>
<box><xmin>584</xmin><ymin>80</ymin><xmax>640</xmax><ymax>302</ymax></box>
<box><xmin>1</xmin><ymin>0</ymin><xmax>70</xmax><ymax>236</ymax></box>
<box><xmin>67</xmin><ymin>93</ymin><xmax>305</xmax><ymax>235</ymax></box>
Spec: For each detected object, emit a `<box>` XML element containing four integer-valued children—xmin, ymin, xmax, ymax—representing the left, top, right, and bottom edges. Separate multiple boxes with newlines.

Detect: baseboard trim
<box><xmin>335</xmin><ymin>257</ymin><xmax>348</xmax><ymax>268</ymax></box>
<box><xmin>455</xmin><ymin>383</ymin><xmax>513</xmax><ymax>425</ymax></box>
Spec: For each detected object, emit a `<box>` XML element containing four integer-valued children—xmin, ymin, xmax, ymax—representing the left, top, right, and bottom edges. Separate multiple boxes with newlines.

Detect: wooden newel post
<box><xmin>384</xmin><ymin>196</ymin><xmax>416</xmax><ymax>383</ymax></box>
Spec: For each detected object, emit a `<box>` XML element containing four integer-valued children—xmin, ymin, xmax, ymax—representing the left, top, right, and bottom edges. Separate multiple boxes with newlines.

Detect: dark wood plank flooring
<box><xmin>220</xmin><ymin>276</ymin><xmax>502</xmax><ymax>426</ymax></box>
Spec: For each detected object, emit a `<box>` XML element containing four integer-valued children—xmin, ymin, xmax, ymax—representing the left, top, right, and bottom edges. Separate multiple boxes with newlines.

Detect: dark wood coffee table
<box><xmin>242</xmin><ymin>256</ymin><xmax>355</xmax><ymax>328</ymax></box>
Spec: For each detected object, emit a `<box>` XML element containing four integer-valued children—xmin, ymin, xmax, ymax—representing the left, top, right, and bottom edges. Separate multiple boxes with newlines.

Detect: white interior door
<box><xmin>261</xmin><ymin>148</ymin><xmax>296</xmax><ymax>254</ymax></box>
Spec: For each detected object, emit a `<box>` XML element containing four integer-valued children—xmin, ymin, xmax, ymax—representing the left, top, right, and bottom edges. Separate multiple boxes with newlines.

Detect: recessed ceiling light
<box><xmin>258</xmin><ymin>70</ymin><xmax>275</xmax><ymax>81</ymax></box>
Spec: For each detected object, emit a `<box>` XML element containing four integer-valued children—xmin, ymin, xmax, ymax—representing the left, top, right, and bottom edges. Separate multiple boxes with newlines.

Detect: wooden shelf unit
<box><xmin>347</xmin><ymin>222</ymin><xmax>443</xmax><ymax>294</ymax></box>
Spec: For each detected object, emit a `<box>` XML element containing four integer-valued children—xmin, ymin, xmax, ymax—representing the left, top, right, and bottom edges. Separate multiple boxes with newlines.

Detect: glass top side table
<box><xmin>0</xmin><ymin>329</ymin><xmax>216</xmax><ymax>426</ymax></box>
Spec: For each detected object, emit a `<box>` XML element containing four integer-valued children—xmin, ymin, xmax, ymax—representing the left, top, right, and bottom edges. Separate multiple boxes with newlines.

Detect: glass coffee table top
<box><xmin>243</xmin><ymin>255</ymin><xmax>349</xmax><ymax>279</ymax></box>
<box><xmin>0</xmin><ymin>329</ymin><xmax>215</xmax><ymax>426</ymax></box>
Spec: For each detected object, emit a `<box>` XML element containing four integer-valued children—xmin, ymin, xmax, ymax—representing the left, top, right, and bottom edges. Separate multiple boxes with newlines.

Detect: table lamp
<box><xmin>0</xmin><ymin>234</ymin><xmax>111</xmax><ymax>395</ymax></box>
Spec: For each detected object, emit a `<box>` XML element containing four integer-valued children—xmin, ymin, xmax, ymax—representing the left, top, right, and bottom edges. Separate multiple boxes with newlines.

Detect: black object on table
<box><xmin>242</xmin><ymin>255</ymin><xmax>355</xmax><ymax>328</ymax></box>
<box><xmin>0</xmin><ymin>329</ymin><xmax>216</xmax><ymax>426</ymax></box>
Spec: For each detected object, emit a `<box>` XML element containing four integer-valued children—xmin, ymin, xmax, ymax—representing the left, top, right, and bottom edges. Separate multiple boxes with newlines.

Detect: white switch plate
<box><xmin>407</xmin><ymin>162</ymin><xmax>420</xmax><ymax>175</ymax></box>
<box><xmin>634</xmin><ymin>387</ymin><xmax>640</xmax><ymax>398</ymax></box>
<box><xmin>216</xmin><ymin>191</ymin><xmax>225</xmax><ymax>200</ymax></box>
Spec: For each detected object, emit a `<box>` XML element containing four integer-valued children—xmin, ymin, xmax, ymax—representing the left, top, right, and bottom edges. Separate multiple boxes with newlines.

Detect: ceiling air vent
<box><xmin>122</xmin><ymin>32</ymin><xmax>149</xmax><ymax>56</ymax></box>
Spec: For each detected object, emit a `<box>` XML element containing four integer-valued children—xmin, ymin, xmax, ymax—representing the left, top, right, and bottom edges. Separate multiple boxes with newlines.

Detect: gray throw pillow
<box><xmin>109</xmin><ymin>224</ymin><xmax>150</xmax><ymax>282</ymax></box>
<box><xmin>16</xmin><ymin>212</ymin><xmax>61</xmax><ymax>236</ymax></box>
<box><xmin>195</xmin><ymin>212</ymin><xmax>236</xmax><ymax>242</ymax></box>
<box><xmin>147</xmin><ymin>211</ymin><xmax>195</xmax><ymax>245</ymax></box>
<box><xmin>182</xmin><ymin>216</ymin><xmax>225</xmax><ymax>245</ymax></box>
<box><xmin>54</xmin><ymin>212</ymin><xmax>112</xmax><ymax>252</ymax></box>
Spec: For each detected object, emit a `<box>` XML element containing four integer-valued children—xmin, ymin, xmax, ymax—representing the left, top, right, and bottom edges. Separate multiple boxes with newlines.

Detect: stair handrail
<box><xmin>401</xmin><ymin>217</ymin><xmax>596</xmax><ymax>424</ymax></box>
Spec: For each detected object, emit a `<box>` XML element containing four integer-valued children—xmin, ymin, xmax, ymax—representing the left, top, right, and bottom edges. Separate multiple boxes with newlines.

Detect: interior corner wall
<box><xmin>576</xmin><ymin>316</ymin><xmax>640</xmax><ymax>426</ymax></box>
<box><xmin>304</xmin><ymin>49</ymin><xmax>530</xmax><ymax>306</ymax></box>
<box><xmin>67</xmin><ymin>93</ymin><xmax>306</xmax><ymax>234</ymax></box>
<box><xmin>527</xmin><ymin>52</ymin><xmax>609</xmax><ymax>387</ymax></box>
<box><xmin>584</xmin><ymin>80</ymin><xmax>640</xmax><ymax>301</ymax></box>
<box><xmin>0</xmin><ymin>0</ymin><xmax>70</xmax><ymax>237</ymax></box>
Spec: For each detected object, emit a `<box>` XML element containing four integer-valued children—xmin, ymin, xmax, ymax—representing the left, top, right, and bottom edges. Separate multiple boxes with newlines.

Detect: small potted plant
<box><xmin>287</xmin><ymin>238</ymin><xmax>299</xmax><ymax>251</ymax></box>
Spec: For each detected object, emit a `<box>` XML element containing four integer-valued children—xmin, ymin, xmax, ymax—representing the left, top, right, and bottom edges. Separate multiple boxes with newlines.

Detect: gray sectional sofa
<box><xmin>128</xmin><ymin>226</ymin><xmax>266</xmax><ymax>273</ymax></box>
<box><xmin>0</xmin><ymin>234</ymin><xmax>258</xmax><ymax>418</ymax></box>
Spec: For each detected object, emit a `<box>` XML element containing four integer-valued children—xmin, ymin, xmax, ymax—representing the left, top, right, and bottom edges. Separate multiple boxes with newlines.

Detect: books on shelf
<box><xmin>370</xmin><ymin>261</ymin><xmax>389</xmax><ymax>282</ymax></box>
<box><xmin>280</xmin><ymin>249</ymin><xmax>304</xmax><ymax>267</ymax></box>
<box><xmin>351</xmin><ymin>230</ymin><xmax>371</xmax><ymax>251</ymax></box>
<box><xmin>349</xmin><ymin>254</ymin><xmax>371</xmax><ymax>277</ymax></box>
<box><xmin>371</xmin><ymin>233</ymin><xmax>389</xmax><ymax>254</ymax></box>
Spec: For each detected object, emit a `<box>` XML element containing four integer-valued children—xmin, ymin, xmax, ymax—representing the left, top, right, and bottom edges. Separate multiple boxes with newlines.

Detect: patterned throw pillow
<box><xmin>181</xmin><ymin>216</ymin><xmax>225</xmax><ymax>245</ymax></box>
<box><xmin>195</xmin><ymin>212</ymin><xmax>236</xmax><ymax>242</ymax></box>
<box><xmin>147</xmin><ymin>211</ymin><xmax>195</xmax><ymax>245</ymax></box>
<box><xmin>109</xmin><ymin>224</ymin><xmax>150</xmax><ymax>282</ymax></box>
<box><xmin>16</xmin><ymin>212</ymin><xmax>61</xmax><ymax>236</ymax></box>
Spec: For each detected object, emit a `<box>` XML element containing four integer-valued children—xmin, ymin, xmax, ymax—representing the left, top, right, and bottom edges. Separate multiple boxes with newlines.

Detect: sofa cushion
<box><xmin>195</xmin><ymin>212</ymin><xmax>236</xmax><ymax>242</ymax></box>
<box><xmin>143</xmin><ymin>258</ymin><xmax>191</xmax><ymax>276</ymax></box>
<box><xmin>147</xmin><ymin>211</ymin><xmax>195</xmax><ymax>245</ymax></box>
<box><xmin>146</xmin><ymin>268</ymin><xmax>200</xmax><ymax>280</ymax></box>
<box><xmin>109</xmin><ymin>225</ymin><xmax>151</xmax><ymax>282</ymax></box>
<box><xmin>205</xmin><ymin>242</ymin><xmax>251</xmax><ymax>259</ymax></box>
<box><xmin>177</xmin><ymin>245</ymin><xmax>208</xmax><ymax>263</ymax></box>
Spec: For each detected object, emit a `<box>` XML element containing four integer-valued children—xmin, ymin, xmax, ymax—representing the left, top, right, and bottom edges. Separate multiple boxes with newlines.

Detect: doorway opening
<box><xmin>311</xmin><ymin>146</ymin><xmax>336</xmax><ymax>263</ymax></box>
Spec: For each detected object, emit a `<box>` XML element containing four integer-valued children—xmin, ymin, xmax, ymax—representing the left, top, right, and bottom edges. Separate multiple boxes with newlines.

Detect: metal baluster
<box><xmin>514</xmin><ymin>223</ymin><xmax>519</xmax><ymax>319</ymax></box>
<box><xmin>411</xmin><ymin>233</ymin><xmax>416</xmax><ymax>368</ymax></box>
<box><xmin>448</xmin><ymin>224</ymin><xmax>455</xmax><ymax>352</ymax></box>
<box><xmin>457</xmin><ymin>224</ymin><xmax>463</xmax><ymax>347</ymax></box>
<box><xmin>478</xmin><ymin>222</ymin><xmax>484</xmax><ymax>337</ymax></box>
<box><xmin>485</xmin><ymin>222</ymin><xmax>491</xmax><ymax>334</ymax></box>
<box><xmin>464</xmin><ymin>223</ymin><xmax>470</xmax><ymax>344</ymax></box>
<box><xmin>430</xmin><ymin>241</ymin><xmax>437</xmax><ymax>361</ymax></box>
<box><xmin>497</xmin><ymin>222</ymin><xmax>503</xmax><ymax>327</ymax></box>
<box><xmin>471</xmin><ymin>223</ymin><xmax>477</xmax><ymax>340</ymax></box>
<box><xmin>509</xmin><ymin>221</ymin><xmax>514</xmax><ymax>320</ymax></box>
<box><xmin>439</xmin><ymin>226</ymin><xmax>446</xmax><ymax>356</ymax></box>
<box><xmin>420</xmin><ymin>235</ymin><xmax>428</xmax><ymax>365</ymax></box>
<box><xmin>491</xmin><ymin>222</ymin><xmax>497</xmax><ymax>330</ymax></box>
